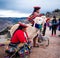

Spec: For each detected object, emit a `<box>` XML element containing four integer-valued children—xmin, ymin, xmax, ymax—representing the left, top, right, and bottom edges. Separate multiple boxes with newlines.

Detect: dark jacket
<box><xmin>51</xmin><ymin>19</ymin><xmax>57</xmax><ymax>29</ymax></box>
<box><xmin>58</xmin><ymin>19</ymin><xmax>60</xmax><ymax>31</ymax></box>
<box><xmin>52</xmin><ymin>19</ymin><xmax>57</xmax><ymax>26</ymax></box>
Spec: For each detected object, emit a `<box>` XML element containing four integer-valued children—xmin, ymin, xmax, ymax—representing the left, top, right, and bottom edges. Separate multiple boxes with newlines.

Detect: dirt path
<box><xmin>29</xmin><ymin>29</ymin><xmax>60</xmax><ymax>58</ymax></box>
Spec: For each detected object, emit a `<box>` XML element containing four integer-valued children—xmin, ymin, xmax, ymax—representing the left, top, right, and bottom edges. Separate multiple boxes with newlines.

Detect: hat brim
<box><xmin>19</xmin><ymin>22</ymin><xmax>28</xmax><ymax>28</ymax></box>
<box><xmin>34</xmin><ymin>6</ymin><xmax>41</xmax><ymax>9</ymax></box>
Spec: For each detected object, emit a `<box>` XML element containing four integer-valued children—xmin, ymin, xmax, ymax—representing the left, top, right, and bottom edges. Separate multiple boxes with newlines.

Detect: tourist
<box><xmin>51</xmin><ymin>16</ymin><xmax>57</xmax><ymax>36</ymax></box>
<box><xmin>58</xmin><ymin>18</ymin><xmax>60</xmax><ymax>37</ymax></box>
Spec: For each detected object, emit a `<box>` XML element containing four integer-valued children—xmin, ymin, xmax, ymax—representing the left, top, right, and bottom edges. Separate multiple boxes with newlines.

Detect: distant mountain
<box><xmin>53</xmin><ymin>9</ymin><xmax>60</xmax><ymax>13</ymax></box>
<box><xmin>0</xmin><ymin>17</ymin><xmax>29</xmax><ymax>34</ymax></box>
<box><xmin>46</xmin><ymin>9</ymin><xmax>60</xmax><ymax>18</ymax></box>
<box><xmin>0</xmin><ymin>17</ymin><xmax>27</xmax><ymax>24</ymax></box>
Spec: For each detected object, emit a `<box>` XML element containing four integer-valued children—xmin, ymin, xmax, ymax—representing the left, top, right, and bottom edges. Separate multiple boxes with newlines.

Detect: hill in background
<box><xmin>46</xmin><ymin>9</ymin><xmax>60</xmax><ymax>18</ymax></box>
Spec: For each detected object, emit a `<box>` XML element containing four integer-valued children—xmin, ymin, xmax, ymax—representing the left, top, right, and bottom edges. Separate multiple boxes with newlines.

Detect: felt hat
<box><xmin>9</xmin><ymin>22</ymin><xmax>28</xmax><ymax>36</ymax></box>
<box><xmin>34</xmin><ymin>6</ymin><xmax>41</xmax><ymax>10</ymax></box>
<box><xmin>18</xmin><ymin>22</ymin><xmax>28</xmax><ymax>28</ymax></box>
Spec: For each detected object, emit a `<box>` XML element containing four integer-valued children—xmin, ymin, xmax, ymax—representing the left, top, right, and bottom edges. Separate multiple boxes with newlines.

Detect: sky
<box><xmin>0</xmin><ymin>0</ymin><xmax>60</xmax><ymax>17</ymax></box>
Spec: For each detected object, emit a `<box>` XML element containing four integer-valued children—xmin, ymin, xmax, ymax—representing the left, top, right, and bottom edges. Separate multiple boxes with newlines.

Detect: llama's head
<box><xmin>34</xmin><ymin>16</ymin><xmax>47</xmax><ymax>24</ymax></box>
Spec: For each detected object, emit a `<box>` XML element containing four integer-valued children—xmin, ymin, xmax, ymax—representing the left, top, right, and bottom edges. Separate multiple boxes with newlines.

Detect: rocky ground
<box><xmin>0</xmin><ymin>28</ymin><xmax>60</xmax><ymax>58</ymax></box>
<box><xmin>29</xmin><ymin>29</ymin><xmax>60</xmax><ymax>58</ymax></box>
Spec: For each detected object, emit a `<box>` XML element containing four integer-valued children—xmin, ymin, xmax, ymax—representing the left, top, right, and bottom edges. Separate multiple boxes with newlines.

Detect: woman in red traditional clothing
<box><xmin>10</xmin><ymin>23</ymin><xmax>28</xmax><ymax>44</ymax></box>
<box><xmin>28</xmin><ymin>6</ymin><xmax>42</xmax><ymax>26</ymax></box>
<box><xmin>6</xmin><ymin>23</ymin><xmax>30</xmax><ymax>57</ymax></box>
<box><xmin>28</xmin><ymin>6</ymin><xmax>42</xmax><ymax>47</ymax></box>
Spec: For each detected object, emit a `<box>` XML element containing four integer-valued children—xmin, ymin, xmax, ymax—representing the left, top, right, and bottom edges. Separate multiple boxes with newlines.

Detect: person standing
<box><xmin>28</xmin><ymin>6</ymin><xmax>42</xmax><ymax>47</ymax></box>
<box><xmin>51</xmin><ymin>16</ymin><xmax>57</xmax><ymax>36</ymax></box>
<box><xmin>28</xmin><ymin>6</ymin><xmax>42</xmax><ymax>26</ymax></box>
<box><xmin>42</xmin><ymin>16</ymin><xmax>50</xmax><ymax>36</ymax></box>
<box><xmin>58</xmin><ymin>18</ymin><xmax>60</xmax><ymax>37</ymax></box>
<box><xmin>42</xmin><ymin>23</ymin><xmax>46</xmax><ymax>36</ymax></box>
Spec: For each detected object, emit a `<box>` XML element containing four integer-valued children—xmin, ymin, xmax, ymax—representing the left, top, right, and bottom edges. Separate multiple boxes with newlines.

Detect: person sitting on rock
<box><xmin>6</xmin><ymin>23</ymin><xmax>31</xmax><ymax>56</ymax></box>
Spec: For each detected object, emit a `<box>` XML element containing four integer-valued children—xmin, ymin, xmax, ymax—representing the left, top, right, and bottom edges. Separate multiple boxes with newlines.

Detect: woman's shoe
<box><xmin>54</xmin><ymin>34</ymin><xmax>56</xmax><ymax>36</ymax></box>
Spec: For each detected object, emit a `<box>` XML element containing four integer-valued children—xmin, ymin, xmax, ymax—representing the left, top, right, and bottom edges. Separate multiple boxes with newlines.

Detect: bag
<box><xmin>35</xmin><ymin>23</ymin><xmax>40</xmax><ymax>29</ymax></box>
<box><xmin>5</xmin><ymin>43</ymin><xmax>31</xmax><ymax>55</ymax></box>
<box><xmin>5</xmin><ymin>43</ymin><xmax>17</xmax><ymax>54</ymax></box>
<box><xmin>35</xmin><ymin>23</ymin><xmax>42</xmax><ymax>29</ymax></box>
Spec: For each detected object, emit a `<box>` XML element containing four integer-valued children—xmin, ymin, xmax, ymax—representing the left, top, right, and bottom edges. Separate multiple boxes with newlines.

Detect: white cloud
<box><xmin>14</xmin><ymin>0</ymin><xmax>60</xmax><ymax>11</ymax></box>
<box><xmin>0</xmin><ymin>10</ymin><xmax>30</xmax><ymax>17</ymax></box>
<box><xmin>0</xmin><ymin>0</ymin><xmax>60</xmax><ymax>13</ymax></box>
